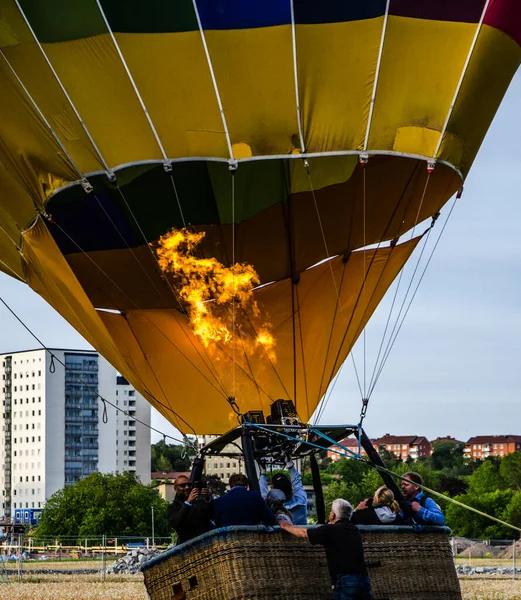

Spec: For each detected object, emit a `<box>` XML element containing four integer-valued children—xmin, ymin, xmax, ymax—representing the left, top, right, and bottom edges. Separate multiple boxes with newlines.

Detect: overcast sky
<box><xmin>1</xmin><ymin>71</ymin><xmax>520</xmax><ymax>445</ymax></box>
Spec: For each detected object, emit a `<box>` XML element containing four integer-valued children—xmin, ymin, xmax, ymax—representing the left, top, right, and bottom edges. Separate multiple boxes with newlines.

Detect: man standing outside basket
<box><xmin>280</xmin><ymin>498</ymin><xmax>372</xmax><ymax>600</ymax></box>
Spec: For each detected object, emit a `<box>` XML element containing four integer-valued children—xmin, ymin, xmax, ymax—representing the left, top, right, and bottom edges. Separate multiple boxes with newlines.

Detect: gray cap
<box><xmin>267</xmin><ymin>488</ymin><xmax>287</xmax><ymax>503</ymax></box>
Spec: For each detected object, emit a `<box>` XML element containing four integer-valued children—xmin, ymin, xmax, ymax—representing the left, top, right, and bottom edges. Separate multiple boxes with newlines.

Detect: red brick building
<box><xmin>327</xmin><ymin>434</ymin><xmax>431</xmax><ymax>462</ymax></box>
<box><xmin>463</xmin><ymin>435</ymin><xmax>521</xmax><ymax>459</ymax></box>
<box><xmin>373</xmin><ymin>434</ymin><xmax>431</xmax><ymax>461</ymax></box>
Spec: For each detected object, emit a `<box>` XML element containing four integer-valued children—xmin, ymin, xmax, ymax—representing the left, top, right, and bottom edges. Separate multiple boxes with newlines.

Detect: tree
<box><xmin>431</xmin><ymin>440</ymin><xmax>465</xmax><ymax>472</ymax></box>
<box><xmin>439</xmin><ymin>476</ymin><xmax>468</xmax><ymax>498</ymax></box>
<box><xmin>445</xmin><ymin>489</ymin><xmax>515</xmax><ymax>539</ymax></box>
<box><xmin>35</xmin><ymin>472</ymin><xmax>169</xmax><ymax>540</ymax></box>
<box><xmin>500</xmin><ymin>453</ymin><xmax>521</xmax><ymax>491</ymax></box>
<box><xmin>467</xmin><ymin>458</ymin><xmax>506</xmax><ymax>495</ymax></box>
<box><xmin>323</xmin><ymin>480</ymin><xmax>356</xmax><ymax>510</ymax></box>
<box><xmin>151</xmin><ymin>442</ymin><xmax>193</xmax><ymax>473</ymax></box>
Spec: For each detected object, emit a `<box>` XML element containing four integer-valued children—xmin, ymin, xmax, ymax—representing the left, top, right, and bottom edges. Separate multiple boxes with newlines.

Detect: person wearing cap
<box><xmin>400</xmin><ymin>471</ymin><xmax>445</xmax><ymax>526</ymax></box>
<box><xmin>260</xmin><ymin>455</ymin><xmax>308</xmax><ymax>525</ymax></box>
<box><xmin>167</xmin><ymin>475</ymin><xmax>214</xmax><ymax>544</ymax></box>
<box><xmin>280</xmin><ymin>498</ymin><xmax>372</xmax><ymax>600</ymax></box>
<box><xmin>266</xmin><ymin>488</ymin><xmax>293</xmax><ymax>525</ymax></box>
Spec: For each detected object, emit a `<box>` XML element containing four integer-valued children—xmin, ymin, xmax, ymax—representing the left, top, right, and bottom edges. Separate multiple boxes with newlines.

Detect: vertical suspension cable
<box><xmin>362</xmin><ymin>167</ymin><xmax>367</xmax><ymax>398</ymax></box>
<box><xmin>290</xmin><ymin>0</ymin><xmax>306</xmax><ymax>153</ymax></box>
<box><xmin>231</xmin><ymin>171</ymin><xmax>236</xmax><ymax>400</ymax></box>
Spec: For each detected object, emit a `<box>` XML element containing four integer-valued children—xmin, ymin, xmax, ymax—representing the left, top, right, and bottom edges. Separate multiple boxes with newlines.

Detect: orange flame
<box><xmin>154</xmin><ymin>228</ymin><xmax>276</xmax><ymax>359</ymax></box>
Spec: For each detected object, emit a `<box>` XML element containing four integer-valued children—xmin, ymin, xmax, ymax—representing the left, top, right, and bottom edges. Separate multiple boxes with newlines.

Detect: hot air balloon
<box><xmin>1</xmin><ymin>1</ymin><xmax>520</xmax><ymax>598</ymax></box>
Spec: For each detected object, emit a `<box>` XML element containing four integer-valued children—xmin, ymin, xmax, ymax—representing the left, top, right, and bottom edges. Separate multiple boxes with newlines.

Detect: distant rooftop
<box><xmin>466</xmin><ymin>435</ymin><xmax>521</xmax><ymax>445</ymax></box>
<box><xmin>373</xmin><ymin>434</ymin><xmax>428</xmax><ymax>446</ymax></box>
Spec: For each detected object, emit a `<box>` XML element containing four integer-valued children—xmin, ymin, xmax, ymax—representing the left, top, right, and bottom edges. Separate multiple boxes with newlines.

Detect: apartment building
<box><xmin>197</xmin><ymin>435</ymin><xmax>243</xmax><ymax>482</ymax></box>
<box><xmin>463</xmin><ymin>435</ymin><xmax>521</xmax><ymax>459</ymax></box>
<box><xmin>0</xmin><ymin>348</ymin><xmax>151</xmax><ymax>520</ymax></box>
<box><xmin>373</xmin><ymin>434</ymin><xmax>431</xmax><ymax>461</ymax></box>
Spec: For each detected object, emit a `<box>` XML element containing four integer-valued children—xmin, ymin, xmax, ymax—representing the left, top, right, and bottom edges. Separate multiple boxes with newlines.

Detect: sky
<box><xmin>1</xmin><ymin>71</ymin><xmax>520</xmax><ymax>445</ymax></box>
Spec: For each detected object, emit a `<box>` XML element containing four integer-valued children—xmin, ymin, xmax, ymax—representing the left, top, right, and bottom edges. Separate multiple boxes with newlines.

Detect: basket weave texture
<box><xmin>142</xmin><ymin>525</ymin><xmax>462</xmax><ymax>600</ymax></box>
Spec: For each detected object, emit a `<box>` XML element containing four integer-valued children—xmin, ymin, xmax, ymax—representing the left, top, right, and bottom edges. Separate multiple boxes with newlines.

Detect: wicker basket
<box><xmin>142</xmin><ymin>525</ymin><xmax>461</xmax><ymax>600</ymax></box>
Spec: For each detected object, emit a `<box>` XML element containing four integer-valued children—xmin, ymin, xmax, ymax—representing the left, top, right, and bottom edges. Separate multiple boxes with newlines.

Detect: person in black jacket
<box><xmin>351</xmin><ymin>486</ymin><xmax>402</xmax><ymax>526</ymax></box>
<box><xmin>167</xmin><ymin>475</ymin><xmax>214</xmax><ymax>544</ymax></box>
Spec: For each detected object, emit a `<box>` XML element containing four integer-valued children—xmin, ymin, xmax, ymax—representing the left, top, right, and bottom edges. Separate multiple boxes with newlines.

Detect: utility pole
<box><xmin>151</xmin><ymin>506</ymin><xmax>155</xmax><ymax>548</ymax></box>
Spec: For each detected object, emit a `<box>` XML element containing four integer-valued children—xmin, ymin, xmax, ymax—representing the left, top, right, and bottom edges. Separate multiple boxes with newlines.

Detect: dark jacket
<box><xmin>213</xmin><ymin>486</ymin><xmax>277</xmax><ymax>527</ymax></box>
<box><xmin>167</xmin><ymin>496</ymin><xmax>214</xmax><ymax>544</ymax></box>
<box><xmin>351</xmin><ymin>504</ymin><xmax>403</xmax><ymax>526</ymax></box>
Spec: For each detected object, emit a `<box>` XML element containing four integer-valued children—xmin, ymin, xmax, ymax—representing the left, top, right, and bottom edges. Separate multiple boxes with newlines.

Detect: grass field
<box><xmin>1</xmin><ymin>561</ymin><xmax>520</xmax><ymax>599</ymax></box>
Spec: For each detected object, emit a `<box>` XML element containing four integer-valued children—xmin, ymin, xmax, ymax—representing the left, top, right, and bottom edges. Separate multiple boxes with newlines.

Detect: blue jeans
<box><xmin>333</xmin><ymin>574</ymin><xmax>372</xmax><ymax>600</ymax></box>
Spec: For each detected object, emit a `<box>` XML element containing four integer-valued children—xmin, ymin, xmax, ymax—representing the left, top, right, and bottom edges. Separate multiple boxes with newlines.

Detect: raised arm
<box><xmin>285</xmin><ymin>464</ymin><xmax>308</xmax><ymax>509</ymax></box>
<box><xmin>259</xmin><ymin>473</ymin><xmax>269</xmax><ymax>500</ymax></box>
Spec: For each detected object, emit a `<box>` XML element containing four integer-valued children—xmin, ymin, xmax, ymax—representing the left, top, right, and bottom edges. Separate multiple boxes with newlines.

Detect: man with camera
<box><xmin>167</xmin><ymin>475</ymin><xmax>214</xmax><ymax>544</ymax></box>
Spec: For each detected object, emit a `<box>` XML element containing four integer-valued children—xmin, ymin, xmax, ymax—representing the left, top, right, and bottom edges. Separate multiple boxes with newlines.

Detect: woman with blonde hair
<box><xmin>351</xmin><ymin>485</ymin><xmax>402</xmax><ymax>525</ymax></box>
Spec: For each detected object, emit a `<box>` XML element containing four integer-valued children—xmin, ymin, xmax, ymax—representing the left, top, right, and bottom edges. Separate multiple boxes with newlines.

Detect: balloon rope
<box><xmin>363</xmin><ymin>168</ymin><xmax>367</xmax><ymax>399</ymax></box>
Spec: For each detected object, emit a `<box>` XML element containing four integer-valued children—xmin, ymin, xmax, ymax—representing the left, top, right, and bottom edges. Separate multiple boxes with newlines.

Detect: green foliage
<box><xmin>467</xmin><ymin>459</ymin><xmax>506</xmax><ymax>495</ymax></box>
<box><xmin>151</xmin><ymin>442</ymin><xmax>192</xmax><ymax>473</ymax></box>
<box><xmin>301</xmin><ymin>471</ymin><xmax>335</xmax><ymax>486</ymax></box>
<box><xmin>445</xmin><ymin>490</ymin><xmax>515</xmax><ymax>538</ymax></box>
<box><xmin>502</xmin><ymin>491</ymin><xmax>521</xmax><ymax>530</ymax></box>
<box><xmin>499</xmin><ymin>453</ymin><xmax>521</xmax><ymax>491</ymax></box>
<box><xmin>35</xmin><ymin>472</ymin><xmax>169</xmax><ymax>540</ymax></box>
<box><xmin>323</xmin><ymin>480</ymin><xmax>356</xmax><ymax>511</ymax></box>
<box><xmin>431</xmin><ymin>441</ymin><xmax>465</xmax><ymax>472</ymax></box>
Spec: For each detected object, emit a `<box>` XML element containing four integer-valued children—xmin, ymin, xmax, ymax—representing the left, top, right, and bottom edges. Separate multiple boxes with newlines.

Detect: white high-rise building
<box><xmin>0</xmin><ymin>348</ymin><xmax>151</xmax><ymax>520</ymax></box>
